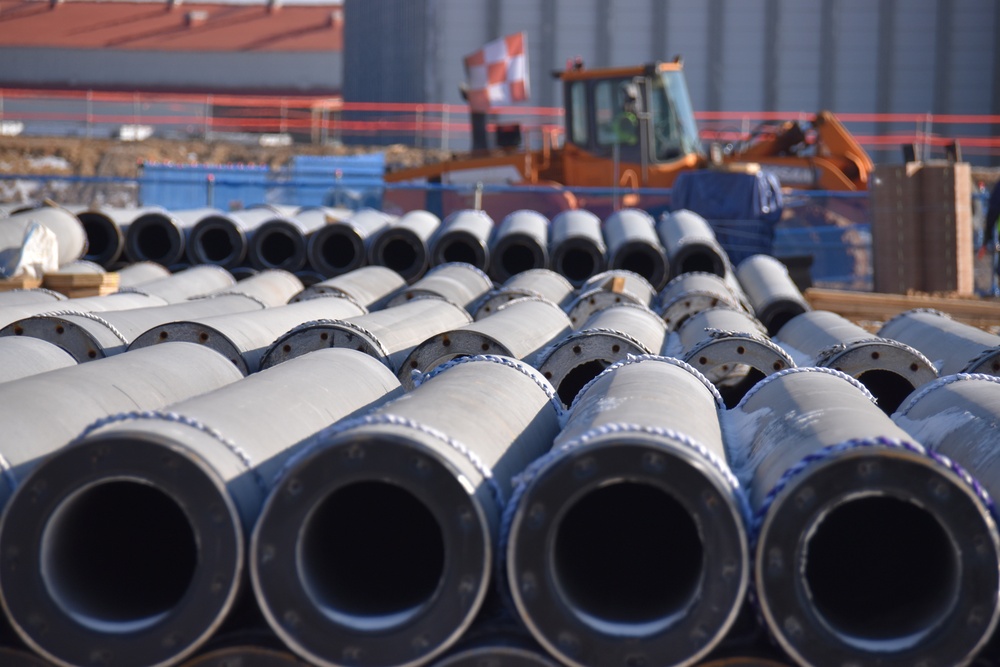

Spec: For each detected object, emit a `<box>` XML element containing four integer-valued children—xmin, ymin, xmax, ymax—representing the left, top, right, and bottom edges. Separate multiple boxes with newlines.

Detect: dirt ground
<box><xmin>0</xmin><ymin>135</ymin><xmax>449</xmax><ymax>179</ymax></box>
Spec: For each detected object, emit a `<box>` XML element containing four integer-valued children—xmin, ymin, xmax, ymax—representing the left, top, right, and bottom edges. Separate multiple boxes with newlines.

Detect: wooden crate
<box><xmin>43</xmin><ymin>272</ymin><xmax>120</xmax><ymax>298</ymax></box>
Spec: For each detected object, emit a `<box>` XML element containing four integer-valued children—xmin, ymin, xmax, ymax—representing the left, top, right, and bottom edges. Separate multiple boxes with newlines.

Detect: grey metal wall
<box><xmin>344</xmin><ymin>0</ymin><xmax>1000</xmax><ymax>163</ymax></box>
<box><xmin>0</xmin><ymin>48</ymin><xmax>342</xmax><ymax>95</ymax></box>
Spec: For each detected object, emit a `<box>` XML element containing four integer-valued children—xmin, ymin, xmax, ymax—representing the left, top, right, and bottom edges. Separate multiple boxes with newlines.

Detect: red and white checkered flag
<box><xmin>463</xmin><ymin>32</ymin><xmax>530</xmax><ymax>113</ymax></box>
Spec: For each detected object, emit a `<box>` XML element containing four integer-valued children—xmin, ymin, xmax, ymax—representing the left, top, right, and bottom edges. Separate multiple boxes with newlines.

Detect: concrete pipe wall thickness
<box><xmin>474</xmin><ymin>269</ymin><xmax>575</xmax><ymax>320</ymax></box>
<box><xmin>292</xmin><ymin>265</ymin><xmax>407</xmax><ymax>310</ymax></box>
<box><xmin>549</xmin><ymin>209</ymin><xmax>607</xmax><ymax>287</ymax></box>
<box><xmin>307</xmin><ymin>208</ymin><xmax>393</xmax><ymax>278</ymax></box>
<box><xmin>488</xmin><ymin>210</ymin><xmax>549</xmax><ymax>283</ymax></box>
<box><xmin>2</xmin><ymin>293</ymin><xmax>266</xmax><ymax>362</ymax></box>
<box><xmin>727</xmin><ymin>367</ymin><xmax>1000</xmax><ymax>667</ymax></box>
<box><xmin>251</xmin><ymin>355</ymin><xmax>562</xmax><ymax>667</ymax></box>
<box><xmin>126</xmin><ymin>208</ymin><xmax>209</xmax><ymax>267</ymax></box>
<box><xmin>603</xmin><ymin>208</ymin><xmax>668</xmax><ymax>291</ymax></box>
<box><xmin>775</xmin><ymin>309</ymin><xmax>938</xmax><ymax>415</ymax></box>
<box><xmin>657</xmin><ymin>209</ymin><xmax>730</xmax><ymax>279</ymax></box>
<box><xmin>368</xmin><ymin>209</ymin><xmax>441</xmax><ymax>283</ymax></box>
<box><xmin>878</xmin><ymin>309</ymin><xmax>1000</xmax><ymax>376</ymax></box>
<box><xmin>734</xmin><ymin>254</ymin><xmax>810</xmax><ymax>336</ymax></box>
<box><xmin>387</xmin><ymin>262</ymin><xmax>494</xmax><ymax>314</ymax></box>
<box><xmin>506</xmin><ymin>355</ymin><xmax>746</xmax><ymax>667</ymax></box>
<box><xmin>260</xmin><ymin>295</ymin><xmax>472</xmax><ymax>373</ymax></box>
<box><xmin>430</xmin><ymin>209</ymin><xmax>494</xmax><ymax>272</ymax></box>
<box><xmin>399</xmin><ymin>297</ymin><xmax>572</xmax><ymax>389</ymax></box>
<box><xmin>0</xmin><ymin>348</ymin><xmax>401</xmax><ymax>667</ymax></box>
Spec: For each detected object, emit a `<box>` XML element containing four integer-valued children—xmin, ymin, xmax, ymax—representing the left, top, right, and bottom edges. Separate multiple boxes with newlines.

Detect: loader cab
<box><xmin>561</xmin><ymin>61</ymin><xmax>704</xmax><ymax>175</ymax></box>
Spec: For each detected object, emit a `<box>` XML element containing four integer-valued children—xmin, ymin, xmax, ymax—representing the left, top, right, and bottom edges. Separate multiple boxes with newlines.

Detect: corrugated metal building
<box><xmin>343</xmin><ymin>0</ymin><xmax>1000</xmax><ymax>163</ymax></box>
<box><xmin>0</xmin><ymin>0</ymin><xmax>344</xmax><ymax>94</ymax></box>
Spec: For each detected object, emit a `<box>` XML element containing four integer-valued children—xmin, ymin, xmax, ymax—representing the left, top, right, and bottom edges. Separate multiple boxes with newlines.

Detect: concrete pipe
<box><xmin>179</xmin><ymin>645</ymin><xmax>304</xmax><ymax>667</ymax></box>
<box><xmin>368</xmin><ymin>210</ymin><xmax>441</xmax><ymax>283</ymax></box>
<box><xmin>428</xmin><ymin>610</ymin><xmax>560</xmax><ymax>667</ymax></box>
<box><xmin>294</xmin><ymin>269</ymin><xmax>326</xmax><ymax>288</ymax></box>
<box><xmin>53</xmin><ymin>259</ymin><xmax>105</xmax><ymax>274</ymax></box>
<box><xmin>603</xmin><ymin>208</ymin><xmax>668</xmax><ymax>290</ymax></box>
<box><xmin>251</xmin><ymin>355</ymin><xmax>562</xmax><ymax>667</ymax></box>
<box><xmin>76</xmin><ymin>206</ymin><xmax>153</xmax><ymax>268</ymax></box>
<box><xmin>0</xmin><ymin>646</ymin><xmax>61</xmax><ymax>666</ymax></box>
<box><xmin>2</xmin><ymin>293</ymin><xmax>265</xmax><ymax>362</ymax></box>
<box><xmin>657</xmin><ymin>209</ymin><xmax>729</xmax><ymax>279</ymax></box>
<box><xmin>565</xmin><ymin>269</ymin><xmax>656</xmax><ymax>328</ymax></box>
<box><xmin>0</xmin><ymin>348</ymin><xmax>401</xmax><ymax>667</ymax></box>
<box><xmin>0</xmin><ymin>336</ymin><xmax>77</xmax><ymax>384</ymax></box>
<box><xmin>116</xmin><ymin>261</ymin><xmax>170</xmax><ymax>288</ymax></box>
<box><xmin>488</xmin><ymin>210</ymin><xmax>549</xmax><ymax>283</ymax></box>
<box><xmin>248</xmin><ymin>207</ymin><xmax>330</xmax><ymax>273</ymax></box>
<box><xmin>0</xmin><ymin>291</ymin><xmax>167</xmax><ymax>330</ymax></box>
<box><xmin>129</xmin><ymin>295</ymin><xmax>366</xmax><ymax>374</ymax></box>
<box><xmin>260</xmin><ymin>296</ymin><xmax>471</xmax><ymax>373</ymax></box>
<box><xmin>188</xmin><ymin>206</ymin><xmax>280</xmax><ymax>269</ymax></box>
<box><xmin>0</xmin><ymin>287</ymin><xmax>66</xmax><ymax>307</ymax></box>
<box><xmin>734</xmin><ymin>255</ymin><xmax>809</xmax><ymax>336</ymax></box>
<box><xmin>387</xmin><ymin>262</ymin><xmax>494</xmax><ymax>313</ymax></box>
<box><xmin>538</xmin><ymin>303</ymin><xmax>667</xmax><ymax>407</ymax></box>
<box><xmin>657</xmin><ymin>272</ymin><xmax>748</xmax><ymax>332</ymax></box>
<box><xmin>507</xmin><ymin>355</ymin><xmax>747</xmax><ymax>667</ymax></box>
<box><xmin>549</xmin><ymin>209</ymin><xmax>607</xmax><ymax>287</ymax></box>
<box><xmin>6</xmin><ymin>205</ymin><xmax>88</xmax><ymax>267</ymax></box>
<box><xmin>775</xmin><ymin>310</ymin><xmax>937</xmax><ymax>415</ymax></box>
<box><xmin>307</xmin><ymin>208</ymin><xmax>393</xmax><ymax>278</ymax></box>
<box><xmin>291</xmin><ymin>265</ymin><xmax>407</xmax><ymax>310</ymax></box>
<box><xmin>121</xmin><ymin>264</ymin><xmax>236</xmax><ymax>304</ymax></box>
<box><xmin>730</xmin><ymin>367</ymin><xmax>1000</xmax><ymax>667</ymax></box>
<box><xmin>430</xmin><ymin>209</ymin><xmax>494</xmax><ymax>271</ymax></box>
<box><xmin>879</xmin><ymin>309</ymin><xmax>1000</xmax><ymax>376</ymax></box>
<box><xmin>674</xmin><ymin>306</ymin><xmax>795</xmax><ymax>408</ymax></box>
<box><xmin>474</xmin><ymin>268</ymin><xmax>575</xmax><ymax>320</ymax></box>
<box><xmin>399</xmin><ymin>297</ymin><xmax>572</xmax><ymax>389</ymax></box>
<box><xmin>126</xmin><ymin>208</ymin><xmax>210</xmax><ymax>267</ymax></box>
<box><xmin>208</xmin><ymin>269</ymin><xmax>304</xmax><ymax>308</ymax></box>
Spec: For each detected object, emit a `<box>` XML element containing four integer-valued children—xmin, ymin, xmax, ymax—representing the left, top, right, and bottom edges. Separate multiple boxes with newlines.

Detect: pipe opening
<box><xmin>382</xmin><ymin>238</ymin><xmax>419</xmax><ymax>273</ymax></box>
<box><xmin>299</xmin><ymin>481</ymin><xmax>445</xmax><ymax>630</ymax></box>
<box><xmin>680</xmin><ymin>254</ymin><xmax>717</xmax><ymax>275</ymax></box>
<box><xmin>260</xmin><ymin>230</ymin><xmax>297</xmax><ymax>267</ymax></box>
<box><xmin>136</xmin><ymin>224</ymin><xmax>172</xmax><ymax>261</ymax></box>
<box><xmin>559</xmin><ymin>248</ymin><xmax>596</xmax><ymax>283</ymax></box>
<box><xmin>500</xmin><ymin>244</ymin><xmax>537</xmax><ymax>276</ymax></box>
<box><xmin>715</xmin><ymin>366</ymin><xmax>767</xmax><ymax>408</ymax></box>
<box><xmin>199</xmin><ymin>227</ymin><xmax>236</xmax><ymax>263</ymax></box>
<box><xmin>80</xmin><ymin>217</ymin><xmax>113</xmax><ymax>258</ymax></box>
<box><xmin>320</xmin><ymin>232</ymin><xmax>357</xmax><ymax>270</ymax></box>
<box><xmin>557</xmin><ymin>359</ymin><xmax>610</xmax><ymax>406</ymax></box>
<box><xmin>856</xmin><ymin>369</ymin><xmax>917</xmax><ymax>416</ymax></box>
<box><xmin>554</xmin><ymin>482</ymin><xmax>703</xmax><ymax>633</ymax></box>
<box><xmin>803</xmin><ymin>495</ymin><xmax>958</xmax><ymax>648</ymax></box>
<box><xmin>441</xmin><ymin>240</ymin><xmax>478</xmax><ymax>266</ymax></box>
<box><xmin>618</xmin><ymin>250</ymin><xmax>657</xmax><ymax>283</ymax></box>
<box><xmin>42</xmin><ymin>480</ymin><xmax>197</xmax><ymax>633</ymax></box>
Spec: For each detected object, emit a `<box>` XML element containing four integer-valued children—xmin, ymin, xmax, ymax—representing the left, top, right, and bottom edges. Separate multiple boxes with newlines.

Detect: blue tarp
<box><xmin>670</xmin><ymin>169</ymin><xmax>783</xmax><ymax>223</ymax></box>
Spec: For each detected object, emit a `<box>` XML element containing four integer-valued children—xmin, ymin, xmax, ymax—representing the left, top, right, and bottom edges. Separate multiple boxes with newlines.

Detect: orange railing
<box><xmin>1</xmin><ymin>88</ymin><xmax>998</xmax><ymax>159</ymax></box>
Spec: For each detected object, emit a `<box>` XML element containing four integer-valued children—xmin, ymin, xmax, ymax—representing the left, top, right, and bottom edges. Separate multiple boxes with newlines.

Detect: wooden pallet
<box><xmin>43</xmin><ymin>272</ymin><xmax>120</xmax><ymax>298</ymax></box>
<box><xmin>804</xmin><ymin>287</ymin><xmax>1000</xmax><ymax>332</ymax></box>
<box><xmin>0</xmin><ymin>274</ymin><xmax>44</xmax><ymax>291</ymax></box>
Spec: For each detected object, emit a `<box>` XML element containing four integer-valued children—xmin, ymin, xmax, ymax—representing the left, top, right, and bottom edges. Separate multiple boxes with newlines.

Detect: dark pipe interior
<box><xmin>559</xmin><ymin>248</ymin><xmax>597</xmax><ymax>283</ymax></box>
<box><xmin>441</xmin><ymin>239</ymin><xmax>478</xmax><ymax>266</ymax></box>
<box><xmin>320</xmin><ymin>231</ymin><xmax>357</xmax><ymax>270</ymax></box>
<box><xmin>500</xmin><ymin>244</ymin><xmax>538</xmax><ymax>276</ymax></box>
<box><xmin>679</xmin><ymin>254</ymin><xmax>718</xmax><ymax>275</ymax></box>
<box><xmin>79</xmin><ymin>216</ymin><xmax>113</xmax><ymax>258</ymax></box>
<box><xmin>557</xmin><ymin>359</ymin><xmax>610</xmax><ymax>406</ymax></box>
<box><xmin>300</xmin><ymin>481</ymin><xmax>445</xmax><ymax>624</ymax></box>
<box><xmin>804</xmin><ymin>496</ymin><xmax>958</xmax><ymax>643</ymax></box>
<box><xmin>716</xmin><ymin>367</ymin><xmax>767</xmax><ymax>409</ymax></box>
<box><xmin>856</xmin><ymin>369</ymin><xmax>917</xmax><ymax>416</ymax></box>
<box><xmin>136</xmin><ymin>224</ymin><xmax>173</xmax><ymax>261</ymax></box>
<box><xmin>619</xmin><ymin>249</ymin><xmax>658</xmax><ymax>283</ymax></box>
<box><xmin>554</xmin><ymin>482</ymin><xmax>703</xmax><ymax>626</ymax></box>
<box><xmin>382</xmin><ymin>237</ymin><xmax>419</xmax><ymax>273</ymax></box>
<box><xmin>43</xmin><ymin>481</ymin><xmax>197</xmax><ymax>628</ymax></box>
<box><xmin>260</xmin><ymin>230</ymin><xmax>297</xmax><ymax>266</ymax></box>
<box><xmin>199</xmin><ymin>226</ymin><xmax>236</xmax><ymax>263</ymax></box>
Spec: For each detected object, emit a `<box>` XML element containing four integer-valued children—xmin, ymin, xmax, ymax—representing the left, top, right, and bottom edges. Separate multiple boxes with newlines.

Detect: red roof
<box><xmin>0</xmin><ymin>0</ymin><xmax>343</xmax><ymax>51</ymax></box>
